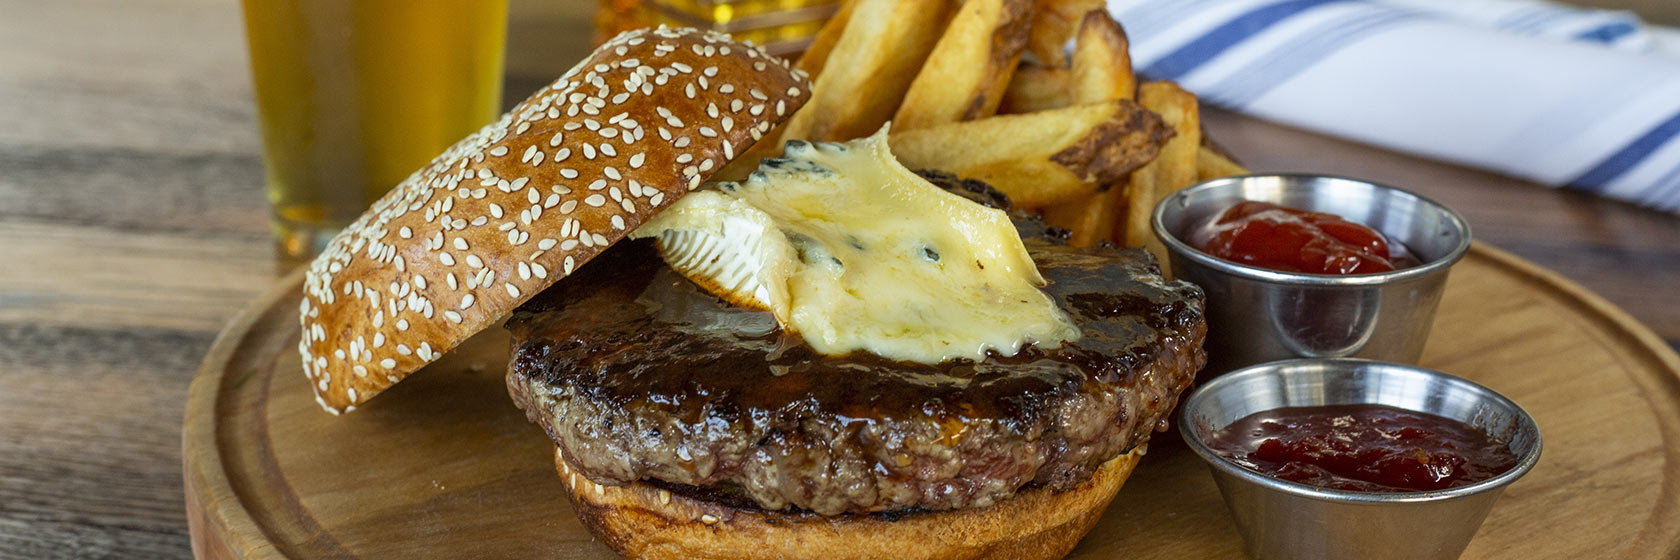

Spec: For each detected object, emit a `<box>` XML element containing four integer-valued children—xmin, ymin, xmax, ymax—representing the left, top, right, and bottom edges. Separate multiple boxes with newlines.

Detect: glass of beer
<box><xmin>595</xmin><ymin>0</ymin><xmax>838</xmax><ymax>57</ymax></box>
<box><xmin>241</xmin><ymin>0</ymin><xmax>508</xmax><ymax>260</ymax></box>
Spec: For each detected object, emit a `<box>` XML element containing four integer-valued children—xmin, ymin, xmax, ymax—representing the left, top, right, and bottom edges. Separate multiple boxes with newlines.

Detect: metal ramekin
<box><xmin>1179</xmin><ymin>358</ymin><xmax>1542</xmax><ymax>560</ymax></box>
<box><xmin>1152</xmin><ymin>174</ymin><xmax>1472</xmax><ymax>374</ymax></box>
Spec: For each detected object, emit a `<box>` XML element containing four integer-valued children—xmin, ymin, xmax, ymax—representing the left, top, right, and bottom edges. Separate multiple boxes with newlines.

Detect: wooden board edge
<box><xmin>1466</xmin><ymin>242</ymin><xmax>1680</xmax><ymax>559</ymax></box>
<box><xmin>182</xmin><ymin>245</ymin><xmax>1680</xmax><ymax>559</ymax></box>
<box><xmin>183</xmin><ymin>267</ymin><xmax>308</xmax><ymax>560</ymax></box>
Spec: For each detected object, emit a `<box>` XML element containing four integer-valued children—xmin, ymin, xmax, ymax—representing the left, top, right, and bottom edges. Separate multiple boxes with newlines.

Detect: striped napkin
<box><xmin>1109</xmin><ymin>0</ymin><xmax>1680</xmax><ymax>212</ymax></box>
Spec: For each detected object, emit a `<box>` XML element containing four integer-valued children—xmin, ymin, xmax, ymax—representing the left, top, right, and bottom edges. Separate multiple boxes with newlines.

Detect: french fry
<box><xmin>779</xmin><ymin>0</ymin><xmax>954</xmax><ymax>141</ymax></box>
<box><xmin>1123</xmin><ymin>81</ymin><xmax>1201</xmax><ymax>263</ymax></box>
<box><xmin>794</xmin><ymin>0</ymin><xmax>855</xmax><ymax>80</ymax></box>
<box><xmin>1196</xmin><ymin>146</ymin><xmax>1249</xmax><ymax>181</ymax></box>
<box><xmin>1121</xmin><ymin>163</ymin><xmax>1157</xmax><ymax>250</ymax></box>
<box><xmin>1041</xmin><ymin>10</ymin><xmax>1137</xmax><ymax>246</ymax></box>
<box><xmin>893</xmin><ymin>0</ymin><xmax>1035</xmax><ymax>130</ymax></box>
<box><xmin>1027</xmin><ymin>0</ymin><xmax>1106</xmax><ymax>67</ymax></box>
<box><xmin>1000</xmin><ymin>63</ymin><xmax>1071</xmax><ymax>113</ymax></box>
<box><xmin>1043</xmin><ymin>186</ymin><xmax>1124</xmax><ymax>247</ymax></box>
<box><xmin>890</xmin><ymin>99</ymin><xmax>1174</xmax><ymax>208</ymax></box>
<box><xmin>1069</xmin><ymin>10</ymin><xmax>1134</xmax><ymax>105</ymax></box>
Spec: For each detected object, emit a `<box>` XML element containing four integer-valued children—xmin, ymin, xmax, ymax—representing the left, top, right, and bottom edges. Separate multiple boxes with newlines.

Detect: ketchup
<box><xmin>1189</xmin><ymin>201</ymin><xmax>1420</xmax><ymax>274</ymax></box>
<box><xmin>1203</xmin><ymin>404</ymin><xmax>1518</xmax><ymax>492</ymax></box>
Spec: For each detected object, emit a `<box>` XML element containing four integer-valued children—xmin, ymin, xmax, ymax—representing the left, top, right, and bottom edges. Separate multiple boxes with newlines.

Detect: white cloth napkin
<box><xmin>1108</xmin><ymin>0</ymin><xmax>1680</xmax><ymax>212</ymax></box>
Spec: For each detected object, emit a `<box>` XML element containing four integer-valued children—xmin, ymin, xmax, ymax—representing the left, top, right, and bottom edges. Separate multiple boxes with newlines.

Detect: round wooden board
<box><xmin>183</xmin><ymin>243</ymin><xmax>1680</xmax><ymax>559</ymax></box>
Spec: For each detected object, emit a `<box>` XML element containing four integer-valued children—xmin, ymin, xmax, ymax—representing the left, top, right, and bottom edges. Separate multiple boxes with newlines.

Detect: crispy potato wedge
<box><xmin>1043</xmin><ymin>184</ymin><xmax>1123</xmax><ymax>247</ymax></box>
<box><xmin>1043</xmin><ymin>11</ymin><xmax>1137</xmax><ymax>247</ymax></box>
<box><xmin>1123</xmin><ymin>81</ymin><xmax>1201</xmax><ymax>262</ymax></box>
<box><xmin>780</xmin><ymin>0</ymin><xmax>954</xmax><ymax>141</ymax></box>
<box><xmin>1001</xmin><ymin>63</ymin><xmax>1071</xmax><ymax>113</ymax></box>
<box><xmin>794</xmin><ymin>0</ymin><xmax>855</xmax><ymax>80</ymax></box>
<box><xmin>1196</xmin><ymin>145</ymin><xmax>1250</xmax><ymax>181</ymax></box>
<box><xmin>1027</xmin><ymin>0</ymin><xmax>1106</xmax><ymax>67</ymax></box>
<box><xmin>891</xmin><ymin>99</ymin><xmax>1173</xmax><ymax>207</ymax></box>
<box><xmin>893</xmin><ymin>0</ymin><xmax>1034</xmax><ymax>130</ymax></box>
<box><xmin>1070</xmin><ymin>10</ymin><xmax>1135</xmax><ymax>105</ymax></box>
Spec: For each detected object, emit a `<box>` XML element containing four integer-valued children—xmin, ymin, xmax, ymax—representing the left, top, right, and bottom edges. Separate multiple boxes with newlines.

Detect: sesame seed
<box><xmin>582</xmin><ymin>144</ymin><xmax>596</xmax><ymax>159</ymax></box>
<box><xmin>560</xmin><ymin>168</ymin><xmax>579</xmax><ymax>179</ymax></box>
<box><xmin>604</xmin><ymin>167</ymin><xmax>621</xmax><ymax>180</ymax></box>
<box><xmin>445</xmin><ymin>310</ymin><xmax>463</xmax><ymax>323</ymax></box>
<box><xmin>489</xmin><ymin>146</ymin><xmax>509</xmax><ymax>157</ymax></box>
<box><xmin>397</xmin><ymin>344</ymin><xmax>412</xmax><ymax>355</ymax></box>
<box><xmin>506</xmin><ymin>284</ymin><xmax>521</xmax><ymax>297</ymax></box>
<box><xmin>380</xmin><ymin>358</ymin><xmax>396</xmax><ymax>369</ymax></box>
<box><xmin>440</xmin><ymin>252</ymin><xmax>456</xmax><ymax>266</ymax></box>
<box><xmin>466</xmin><ymin>254</ymin><xmax>484</xmax><ymax>268</ymax></box>
<box><xmin>461</xmin><ymin>294</ymin><xmax>475</xmax><ymax>308</ymax></box>
<box><xmin>490</xmin><ymin>203</ymin><xmax>504</xmax><ymax>218</ymax></box>
<box><xmin>453</xmin><ymin>238</ymin><xmax>468</xmax><ymax>250</ymax></box>
<box><xmin>585</xmin><ymin>194</ymin><xmax>606</xmax><ymax>206</ymax></box>
<box><xmin>588</xmin><ymin>179</ymin><xmax>607</xmax><ymax>191</ymax></box>
<box><xmin>629</xmin><ymin>153</ymin><xmax>645</xmax><ymax>168</ymax></box>
<box><xmin>538</xmin><ymin>238</ymin><xmax>557</xmax><ymax>250</ymax></box>
<box><xmin>611</xmin><ymin>215</ymin><xmax>625</xmax><ymax>230</ymax></box>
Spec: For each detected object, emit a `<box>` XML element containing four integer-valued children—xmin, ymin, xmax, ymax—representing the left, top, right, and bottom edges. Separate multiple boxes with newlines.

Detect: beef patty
<box><xmin>505</xmin><ymin>177</ymin><xmax>1207</xmax><ymax>516</ymax></box>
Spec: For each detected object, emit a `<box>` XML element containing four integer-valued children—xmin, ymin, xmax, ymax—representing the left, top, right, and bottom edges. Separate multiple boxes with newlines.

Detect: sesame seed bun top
<box><xmin>297</xmin><ymin>27</ymin><xmax>812</xmax><ymax>414</ymax></box>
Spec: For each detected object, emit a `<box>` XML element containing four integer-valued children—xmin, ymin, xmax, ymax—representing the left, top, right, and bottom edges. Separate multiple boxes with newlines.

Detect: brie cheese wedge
<box><xmin>631</xmin><ymin>126</ymin><xmax>1080</xmax><ymax>364</ymax></box>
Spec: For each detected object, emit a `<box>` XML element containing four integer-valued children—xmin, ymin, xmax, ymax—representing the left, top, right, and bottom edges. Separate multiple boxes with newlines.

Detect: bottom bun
<box><xmin>555</xmin><ymin>446</ymin><xmax>1145</xmax><ymax>560</ymax></box>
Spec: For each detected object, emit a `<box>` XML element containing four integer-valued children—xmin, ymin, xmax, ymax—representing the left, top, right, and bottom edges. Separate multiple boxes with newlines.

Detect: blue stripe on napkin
<box><xmin>1205</xmin><ymin>9</ymin><xmax>1419</xmax><ymax>107</ymax></box>
<box><xmin>1568</xmin><ymin>109</ymin><xmax>1680</xmax><ymax>192</ymax></box>
<box><xmin>1143</xmin><ymin>0</ymin><xmax>1347</xmax><ymax>80</ymax></box>
<box><xmin>1576</xmin><ymin>21</ymin><xmax>1638</xmax><ymax>43</ymax></box>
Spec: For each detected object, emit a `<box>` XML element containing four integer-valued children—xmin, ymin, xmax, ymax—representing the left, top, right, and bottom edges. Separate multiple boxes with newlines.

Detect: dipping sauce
<box><xmin>1205</xmin><ymin>404</ymin><xmax>1518</xmax><ymax>492</ymax></box>
<box><xmin>1189</xmin><ymin>201</ymin><xmax>1421</xmax><ymax>274</ymax></box>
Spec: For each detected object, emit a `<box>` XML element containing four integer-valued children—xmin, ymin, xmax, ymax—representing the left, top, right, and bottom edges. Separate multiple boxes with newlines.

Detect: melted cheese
<box><xmin>631</xmin><ymin>126</ymin><xmax>1079</xmax><ymax>364</ymax></box>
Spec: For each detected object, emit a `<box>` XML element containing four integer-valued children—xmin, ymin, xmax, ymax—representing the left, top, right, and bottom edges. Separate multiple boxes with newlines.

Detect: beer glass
<box><xmin>241</xmin><ymin>0</ymin><xmax>508</xmax><ymax>259</ymax></box>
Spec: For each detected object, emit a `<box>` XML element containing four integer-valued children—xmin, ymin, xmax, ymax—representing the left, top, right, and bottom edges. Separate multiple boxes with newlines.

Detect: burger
<box><xmin>299</xmin><ymin>26</ymin><xmax>1206</xmax><ymax>560</ymax></box>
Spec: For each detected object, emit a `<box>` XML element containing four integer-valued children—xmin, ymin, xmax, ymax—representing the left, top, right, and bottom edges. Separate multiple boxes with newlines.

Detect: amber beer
<box><xmin>242</xmin><ymin>0</ymin><xmax>507</xmax><ymax>258</ymax></box>
<box><xmin>596</xmin><ymin>0</ymin><xmax>838</xmax><ymax>56</ymax></box>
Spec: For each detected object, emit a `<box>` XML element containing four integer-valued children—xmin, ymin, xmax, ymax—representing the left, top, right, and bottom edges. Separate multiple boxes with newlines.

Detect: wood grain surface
<box><xmin>181</xmin><ymin>245</ymin><xmax>1680</xmax><ymax>559</ymax></box>
<box><xmin>2</xmin><ymin>0</ymin><xmax>1679</xmax><ymax>558</ymax></box>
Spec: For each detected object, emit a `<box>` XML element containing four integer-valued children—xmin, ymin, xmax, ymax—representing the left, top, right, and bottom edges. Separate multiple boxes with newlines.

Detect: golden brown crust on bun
<box><xmin>556</xmin><ymin>446</ymin><xmax>1144</xmax><ymax>560</ymax></box>
<box><xmin>298</xmin><ymin>27</ymin><xmax>811</xmax><ymax>413</ymax></box>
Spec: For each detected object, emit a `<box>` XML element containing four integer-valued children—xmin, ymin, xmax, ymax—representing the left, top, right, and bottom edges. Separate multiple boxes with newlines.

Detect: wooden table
<box><xmin>2</xmin><ymin>1</ymin><xmax>1677</xmax><ymax>558</ymax></box>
